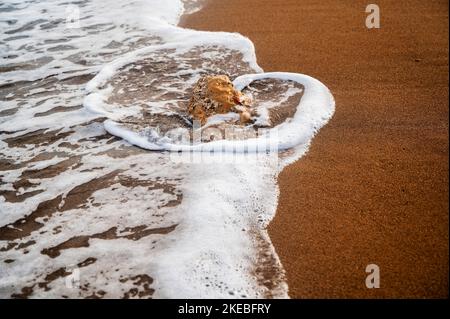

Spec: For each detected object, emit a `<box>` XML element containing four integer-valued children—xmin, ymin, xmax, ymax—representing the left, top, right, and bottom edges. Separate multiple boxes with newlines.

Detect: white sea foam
<box><xmin>0</xmin><ymin>0</ymin><xmax>334</xmax><ymax>299</ymax></box>
<box><xmin>98</xmin><ymin>72</ymin><xmax>334</xmax><ymax>153</ymax></box>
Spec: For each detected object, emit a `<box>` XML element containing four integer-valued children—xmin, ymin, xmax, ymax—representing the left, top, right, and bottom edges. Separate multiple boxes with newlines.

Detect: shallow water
<box><xmin>0</xmin><ymin>0</ymin><xmax>334</xmax><ymax>298</ymax></box>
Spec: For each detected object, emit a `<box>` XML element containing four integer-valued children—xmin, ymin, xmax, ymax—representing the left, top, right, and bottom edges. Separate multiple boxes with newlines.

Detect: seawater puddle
<box><xmin>0</xmin><ymin>0</ymin><xmax>334</xmax><ymax>298</ymax></box>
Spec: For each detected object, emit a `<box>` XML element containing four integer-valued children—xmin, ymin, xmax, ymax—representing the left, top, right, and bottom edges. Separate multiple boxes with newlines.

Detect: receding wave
<box><xmin>0</xmin><ymin>0</ymin><xmax>334</xmax><ymax>299</ymax></box>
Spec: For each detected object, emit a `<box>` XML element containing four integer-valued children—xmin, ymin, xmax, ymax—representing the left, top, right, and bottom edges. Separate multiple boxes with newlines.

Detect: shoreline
<box><xmin>182</xmin><ymin>0</ymin><xmax>449</xmax><ymax>298</ymax></box>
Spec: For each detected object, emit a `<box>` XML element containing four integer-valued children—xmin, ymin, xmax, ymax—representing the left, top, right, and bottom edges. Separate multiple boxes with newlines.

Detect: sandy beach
<box><xmin>183</xmin><ymin>0</ymin><xmax>449</xmax><ymax>298</ymax></box>
<box><xmin>0</xmin><ymin>0</ymin><xmax>447</xmax><ymax>299</ymax></box>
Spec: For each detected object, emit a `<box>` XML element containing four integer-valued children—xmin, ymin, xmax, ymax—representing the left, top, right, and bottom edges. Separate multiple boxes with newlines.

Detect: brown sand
<box><xmin>182</xmin><ymin>0</ymin><xmax>449</xmax><ymax>298</ymax></box>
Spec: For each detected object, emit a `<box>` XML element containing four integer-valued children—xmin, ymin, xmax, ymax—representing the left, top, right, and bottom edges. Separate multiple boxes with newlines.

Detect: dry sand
<box><xmin>182</xmin><ymin>0</ymin><xmax>449</xmax><ymax>298</ymax></box>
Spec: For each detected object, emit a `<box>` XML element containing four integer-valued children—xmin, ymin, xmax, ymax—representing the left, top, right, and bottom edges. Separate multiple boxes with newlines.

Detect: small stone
<box><xmin>188</xmin><ymin>75</ymin><xmax>253</xmax><ymax>125</ymax></box>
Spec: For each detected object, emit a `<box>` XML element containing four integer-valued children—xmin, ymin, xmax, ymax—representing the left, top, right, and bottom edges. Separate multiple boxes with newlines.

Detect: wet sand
<box><xmin>183</xmin><ymin>0</ymin><xmax>449</xmax><ymax>298</ymax></box>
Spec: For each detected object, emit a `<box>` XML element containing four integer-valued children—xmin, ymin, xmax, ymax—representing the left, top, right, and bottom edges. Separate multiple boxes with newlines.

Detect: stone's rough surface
<box><xmin>188</xmin><ymin>75</ymin><xmax>253</xmax><ymax>125</ymax></box>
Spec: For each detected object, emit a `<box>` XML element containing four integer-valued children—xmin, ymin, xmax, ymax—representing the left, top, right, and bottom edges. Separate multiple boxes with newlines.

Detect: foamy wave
<box><xmin>96</xmin><ymin>72</ymin><xmax>334</xmax><ymax>152</ymax></box>
<box><xmin>1</xmin><ymin>0</ymin><xmax>334</xmax><ymax>299</ymax></box>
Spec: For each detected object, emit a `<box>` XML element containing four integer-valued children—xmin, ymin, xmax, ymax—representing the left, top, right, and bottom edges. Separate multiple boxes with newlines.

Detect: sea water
<box><xmin>0</xmin><ymin>0</ymin><xmax>334</xmax><ymax>298</ymax></box>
